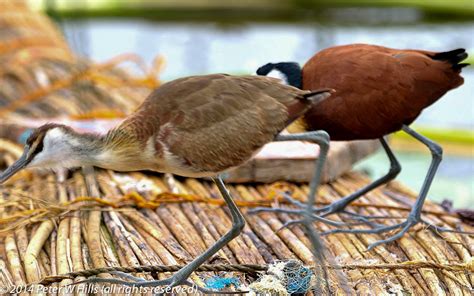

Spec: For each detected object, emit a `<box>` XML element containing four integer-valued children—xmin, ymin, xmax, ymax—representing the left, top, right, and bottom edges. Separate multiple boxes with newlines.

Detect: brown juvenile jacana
<box><xmin>255</xmin><ymin>44</ymin><xmax>469</xmax><ymax>249</ymax></box>
<box><xmin>0</xmin><ymin>74</ymin><xmax>333</xmax><ymax>290</ymax></box>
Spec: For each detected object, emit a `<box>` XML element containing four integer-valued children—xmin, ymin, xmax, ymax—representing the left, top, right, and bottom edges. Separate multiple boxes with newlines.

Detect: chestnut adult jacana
<box><xmin>0</xmin><ymin>74</ymin><xmax>334</xmax><ymax>290</ymax></box>
<box><xmin>255</xmin><ymin>44</ymin><xmax>469</xmax><ymax>249</ymax></box>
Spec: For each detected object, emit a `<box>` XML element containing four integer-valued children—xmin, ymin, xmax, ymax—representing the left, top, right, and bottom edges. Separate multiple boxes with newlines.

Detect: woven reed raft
<box><xmin>0</xmin><ymin>145</ymin><xmax>473</xmax><ymax>295</ymax></box>
<box><xmin>0</xmin><ymin>1</ymin><xmax>473</xmax><ymax>295</ymax></box>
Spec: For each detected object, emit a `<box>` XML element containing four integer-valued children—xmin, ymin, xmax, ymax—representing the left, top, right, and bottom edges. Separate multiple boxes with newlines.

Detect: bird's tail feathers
<box><xmin>432</xmin><ymin>48</ymin><xmax>469</xmax><ymax>70</ymax></box>
<box><xmin>302</xmin><ymin>88</ymin><xmax>335</xmax><ymax>105</ymax></box>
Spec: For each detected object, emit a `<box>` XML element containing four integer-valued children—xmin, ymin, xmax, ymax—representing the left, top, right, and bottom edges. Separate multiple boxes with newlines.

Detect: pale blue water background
<box><xmin>61</xmin><ymin>19</ymin><xmax>474</xmax><ymax>208</ymax></box>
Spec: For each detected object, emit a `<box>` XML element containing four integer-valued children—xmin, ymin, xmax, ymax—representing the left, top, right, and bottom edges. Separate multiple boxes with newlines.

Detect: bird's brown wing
<box><xmin>302</xmin><ymin>45</ymin><xmax>411</xmax><ymax>139</ymax></box>
<box><xmin>301</xmin><ymin>44</ymin><xmax>465</xmax><ymax>140</ymax></box>
<box><xmin>391</xmin><ymin>48</ymin><xmax>465</xmax><ymax>111</ymax></box>
<box><xmin>142</xmin><ymin>74</ymin><xmax>313</xmax><ymax>173</ymax></box>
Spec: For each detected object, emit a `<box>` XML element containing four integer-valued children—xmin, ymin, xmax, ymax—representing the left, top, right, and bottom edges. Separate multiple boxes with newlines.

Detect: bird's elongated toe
<box><xmin>248</xmin><ymin>198</ymin><xmax>375</xmax><ymax>231</ymax></box>
<box><xmin>321</xmin><ymin>214</ymin><xmax>474</xmax><ymax>250</ymax></box>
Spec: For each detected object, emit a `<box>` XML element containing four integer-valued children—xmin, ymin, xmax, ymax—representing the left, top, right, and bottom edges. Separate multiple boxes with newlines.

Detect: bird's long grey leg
<box><xmin>259</xmin><ymin>127</ymin><xmax>470</xmax><ymax>250</ymax></box>
<box><xmin>346</xmin><ymin>125</ymin><xmax>443</xmax><ymax>249</ymax></box>
<box><xmin>273</xmin><ymin>131</ymin><xmax>351</xmax><ymax>293</ymax></box>
<box><xmin>275</xmin><ymin>131</ymin><xmax>330</xmax><ymax>208</ymax></box>
<box><xmin>249</xmin><ymin>131</ymin><xmax>359</xmax><ymax>228</ymax></box>
<box><xmin>276</xmin><ymin>131</ymin><xmax>331</xmax><ymax>291</ymax></box>
<box><xmin>249</xmin><ymin>131</ymin><xmax>330</xmax><ymax>210</ymax></box>
<box><xmin>75</xmin><ymin>176</ymin><xmax>245</xmax><ymax>293</ymax></box>
<box><xmin>149</xmin><ymin>176</ymin><xmax>245</xmax><ymax>287</ymax></box>
<box><xmin>400</xmin><ymin>125</ymin><xmax>442</xmax><ymax>220</ymax></box>
<box><xmin>252</xmin><ymin>138</ymin><xmax>401</xmax><ymax>227</ymax></box>
<box><xmin>334</xmin><ymin>125</ymin><xmax>445</xmax><ymax>250</ymax></box>
<box><xmin>316</xmin><ymin>137</ymin><xmax>401</xmax><ymax>219</ymax></box>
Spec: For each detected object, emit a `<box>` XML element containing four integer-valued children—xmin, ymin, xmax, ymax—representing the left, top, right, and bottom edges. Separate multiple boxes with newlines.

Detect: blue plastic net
<box><xmin>283</xmin><ymin>260</ymin><xmax>313</xmax><ymax>295</ymax></box>
<box><xmin>205</xmin><ymin>276</ymin><xmax>240</xmax><ymax>290</ymax></box>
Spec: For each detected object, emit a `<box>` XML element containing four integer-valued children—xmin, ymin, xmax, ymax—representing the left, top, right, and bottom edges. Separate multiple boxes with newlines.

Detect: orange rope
<box><xmin>61</xmin><ymin>188</ymin><xmax>460</xmax><ymax>219</ymax></box>
<box><xmin>0</xmin><ymin>185</ymin><xmax>460</xmax><ymax>232</ymax></box>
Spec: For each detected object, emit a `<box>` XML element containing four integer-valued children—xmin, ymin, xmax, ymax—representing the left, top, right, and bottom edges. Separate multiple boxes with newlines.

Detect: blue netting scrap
<box><xmin>205</xmin><ymin>276</ymin><xmax>240</xmax><ymax>290</ymax></box>
<box><xmin>283</xmin><ymin>260</ymin><xmax>313</xmax><ymax>295</ymax></box>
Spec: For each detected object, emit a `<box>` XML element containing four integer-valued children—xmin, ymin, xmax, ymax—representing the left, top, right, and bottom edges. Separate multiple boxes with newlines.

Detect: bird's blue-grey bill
<box><xmin>0</xmin><ymin>151</ymin><xmax>28</xmax><ymax>184</ymax></box>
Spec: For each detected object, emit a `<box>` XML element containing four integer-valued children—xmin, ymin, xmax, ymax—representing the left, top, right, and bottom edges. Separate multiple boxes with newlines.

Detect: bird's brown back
<box><xmin>116</xmin><ymin>74</ymin><xmax>320</xmax><ymax>174</ymax></box>
<box><xmin>301</xmin><ymin>44</ymin><xmax>465</xmax><ymax>140</ymax></box>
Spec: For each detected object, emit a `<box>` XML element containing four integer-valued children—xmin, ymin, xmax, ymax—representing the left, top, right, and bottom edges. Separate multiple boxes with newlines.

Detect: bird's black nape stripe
<box><xmin>256</xmin><ymin>63</ymin><xmax>275</xmax><ymax>76</ymax></box>
<box><xmin>274</xmin><ymin>62</ymin><xmax>302</xmax><ymax>88</ymax></box>
<box><xmin>256</xmin><ymin>62</ymin><xmax>303</xmax><ymax>89</ymax></box>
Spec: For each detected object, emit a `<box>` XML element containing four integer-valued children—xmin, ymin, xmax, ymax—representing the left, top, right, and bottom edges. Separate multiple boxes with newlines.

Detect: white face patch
<box><xmin>266</xmin><ymin>69</ymin><xmax>289</xmax><ymax>85</ymax></box>
<box><xmin>28</xmin><ymin>128</ymin><xmax>84</xmax><ymax>169</ymax></box>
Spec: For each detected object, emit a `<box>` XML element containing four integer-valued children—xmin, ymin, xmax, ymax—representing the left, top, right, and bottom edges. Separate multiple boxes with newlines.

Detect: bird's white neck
<box><xmin>28</xmin><ymin>128</ymin><xmax>105</xmax><ymax>170</ymax></box>
<box><xmin>28</xmin><ymin>126</ymin><xmax>154</xmax><ymax>173</ymax></box>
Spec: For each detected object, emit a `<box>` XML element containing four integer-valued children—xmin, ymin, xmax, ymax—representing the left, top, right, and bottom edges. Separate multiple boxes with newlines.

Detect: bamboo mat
<box><xmin>0</xmin><ymin>144</ymin><xmax>473</xmax><ymax>295</ymax></box>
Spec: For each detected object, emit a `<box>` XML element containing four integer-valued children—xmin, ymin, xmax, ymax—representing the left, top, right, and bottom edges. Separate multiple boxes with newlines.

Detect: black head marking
<box><xmin>26</xmin><ymin>123</ymin><xmax>62</xmax><ymax>146</ymax></box>
<box><xmin>256</xmin><ymin>62</ymin><xmax>302</xmax><ymax>88</ymax></box>
<box><xmin>25</xmin><ymin>123</ymin><xmax>69</xmax><ymax>160</ymax></box>
<box><xmin>256</xmin><ymin>63</ymin><xmax>275</xmax><ymax>76</ymax></box>
<box><xmin>0</xmin><ymin>123</ymin><xmax>70</xmax><ymax>184</ymax></box>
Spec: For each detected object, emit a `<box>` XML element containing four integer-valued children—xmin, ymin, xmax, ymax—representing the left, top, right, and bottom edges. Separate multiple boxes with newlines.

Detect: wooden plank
<box><xmin>224</xmin><ymin>139</ymin><xmax>380</xmax><ymax>183</ymax></box>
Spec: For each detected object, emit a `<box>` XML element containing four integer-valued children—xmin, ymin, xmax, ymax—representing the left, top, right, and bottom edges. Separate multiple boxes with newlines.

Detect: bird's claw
<box><xmin>249</xmin><ymin>192</ymin><xmax>472</xmax><ymax>250</ymax></box>
<box><xmin>366</xmin><ymin>217</ymin><xmax>420</xmax><ymax>250</ymax></box>
<box><xmin>249</xmin><ymin>191</ymin><xmax>392</xmax><ymax>229</ymax></box>
<box><xmin>250</xmin><ymin>191</ymin><xmax>395</xmax><ymax>221</ymax></box>
<box><xmin>251</xmin><ymin>198</ymin><xmax>472</xmax><ymax>250</ymax></box>
<box><xmin>318</xmin><ymin>217</ymin><xmax>420</xmax><ymax>250</ymax></box>
<box><xmin>322</xmin><ymin>216</ymin><xmax>473</xmax><ymax>250</ymax></box>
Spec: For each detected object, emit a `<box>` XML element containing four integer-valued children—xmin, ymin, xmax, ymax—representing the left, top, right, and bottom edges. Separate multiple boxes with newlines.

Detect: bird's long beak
<box><xmin>0</xmin><ymin>148</ymin><xmax>29</xmax><ymax>184</ymax></box>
